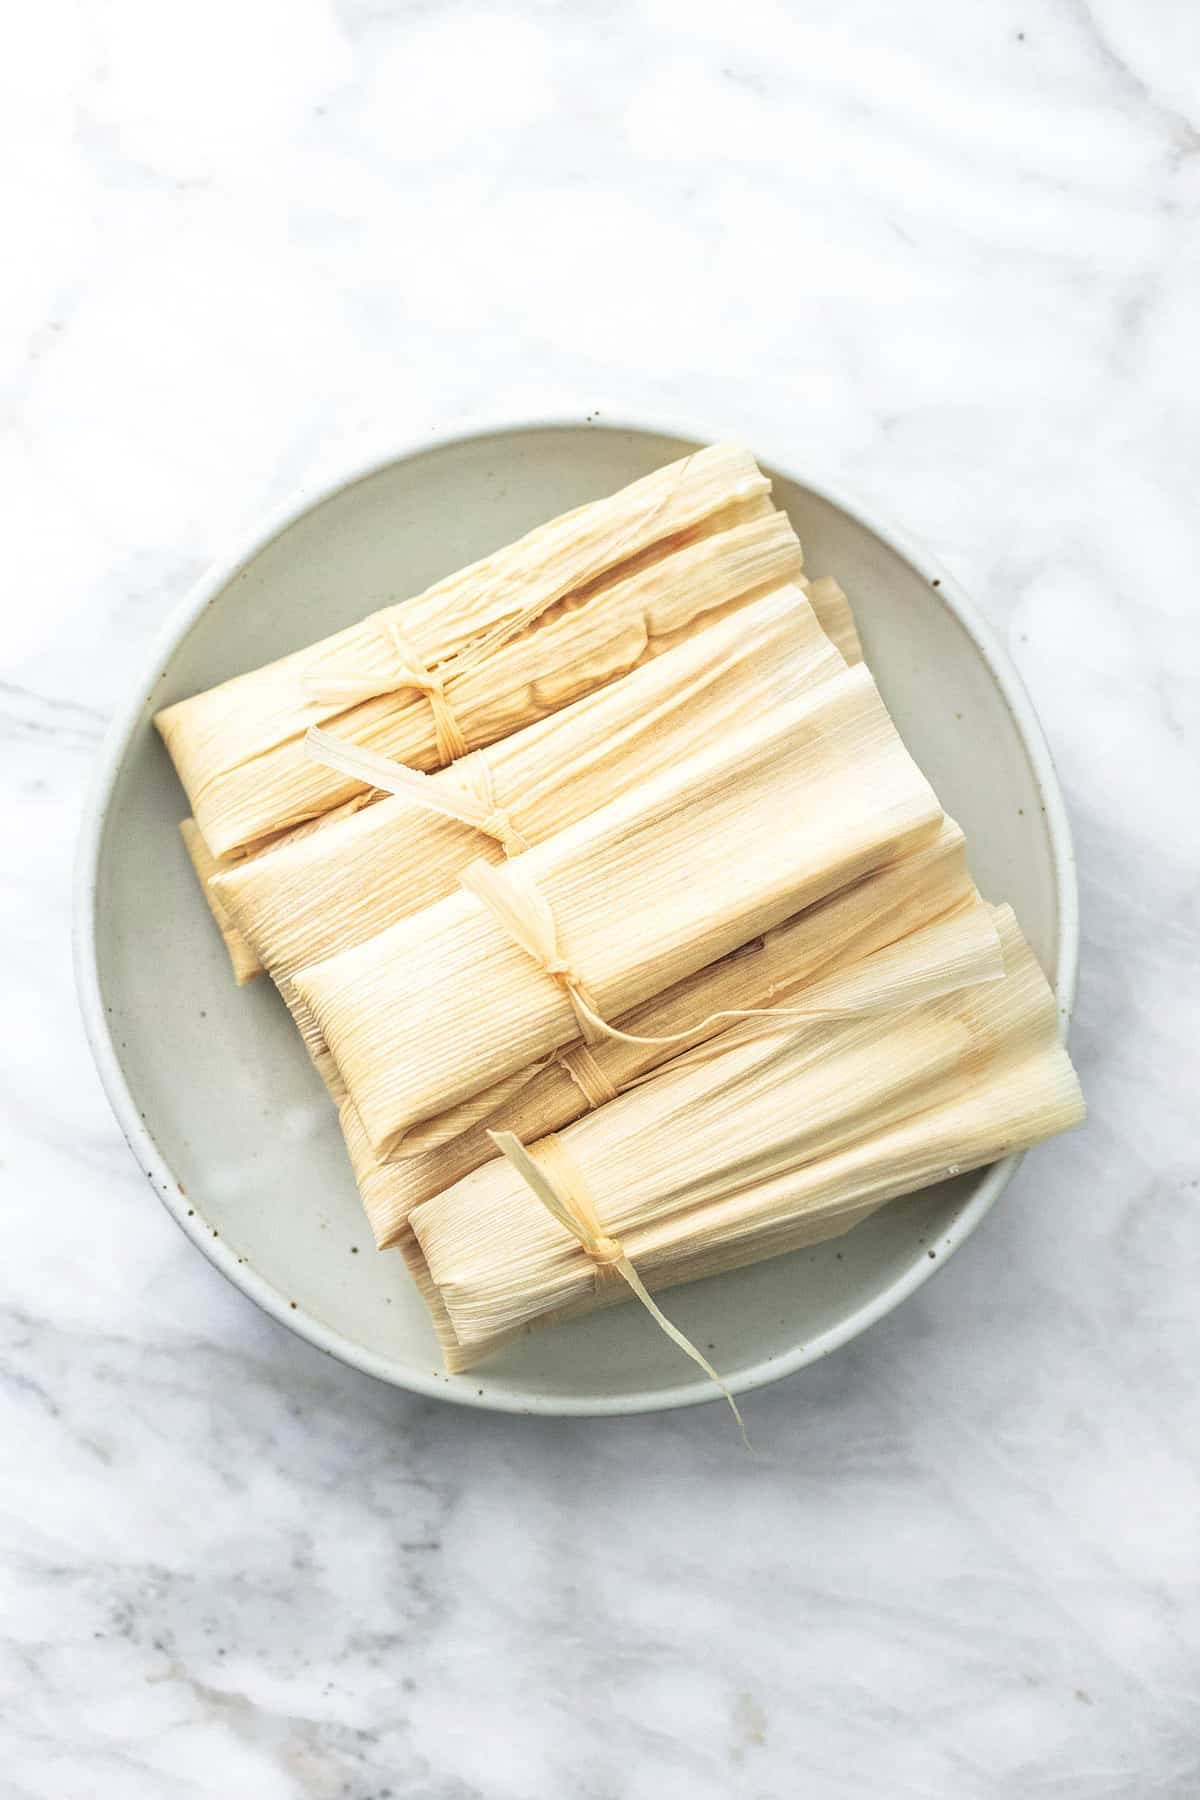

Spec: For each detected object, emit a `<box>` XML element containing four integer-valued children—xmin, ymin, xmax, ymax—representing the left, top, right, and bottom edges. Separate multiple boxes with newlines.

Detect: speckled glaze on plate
<box><xmin>74</xmin><ymin>417</ymin><xmax>1078</xmax><ymax>1416</ymax></box>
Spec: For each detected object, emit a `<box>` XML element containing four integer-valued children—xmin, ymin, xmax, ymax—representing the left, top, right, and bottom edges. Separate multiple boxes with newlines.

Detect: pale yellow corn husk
<box><xmin>156</xmin><ymin>444</ymin><xmax>777</xmax><ymax>858</ymax></box>
<box><xmin>348</xmin><ymin>817</ymin><xmax>978</xmax><ymax>1247</ymax></box>
<box><xmin>295</xmin><ymin>662</ymin><xmax>945</xmax><ymax>1157</ymax></box>
<box><xmin>211</xmin><ymin>582</ymin><xmax>842</xmax><ymax>1083</ymax></box>
<box><xmin>407</xmin><ymin>906</ymin><xmax>1085</xmax><ymax>1371</ymax></box>
<box><xmin>805</xmin><ymin>577</ymin><xmax>863</xmax><ymax>667</ymax></box>
<box><xmin>178</xmin><ymin>819</ymin><xmax>261</xmax><ymax>986</ymax></box>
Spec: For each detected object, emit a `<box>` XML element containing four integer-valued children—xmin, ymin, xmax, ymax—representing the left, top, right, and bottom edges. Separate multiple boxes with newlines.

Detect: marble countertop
<box><xmin>4</xmin><ymin>2</ymin><xmax>1198</xmax><ymax>1794</ymax></box>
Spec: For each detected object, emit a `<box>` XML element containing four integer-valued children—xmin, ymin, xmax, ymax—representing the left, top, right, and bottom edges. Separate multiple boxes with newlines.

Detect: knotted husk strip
<box><xmin>405</xmin><ymin>906</ymin><xmax>1084</xmax><ymax>1372</ymax></box>
<box><xmin>211</xmin><ymin>582</ymin><xmax>839</xmax><ymax>1084</ymax></box>
<box><xmin>155</xmin><ymin>443</ymin><xmax>774</xmax><ymax>859</ymax></box>
<box><xmin>345</xmin><ymin>818</ymin><xmax>978</xmax><ymax>1247</ymax></box>
<box><xmin>487</xmin><ymin>1128</ymin><xmax>752</xmax><ymax>1443</ymax></box>
<box><xmin>295</xmin><ymin>662</ymin><xmax>945</xmax><ymax>1158</ymax></box>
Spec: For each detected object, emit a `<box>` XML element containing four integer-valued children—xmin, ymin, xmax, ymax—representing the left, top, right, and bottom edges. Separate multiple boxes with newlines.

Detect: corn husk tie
<box><xmin>488</xmin><ymin>1129</ymin><xmax>749</xmax><ymax>1445</ymax></box>
<box><xmin>375</xmin><ymin>1045</ymin><xmax>620</xmax><ymax>1154</ymax></box>
<box><xmin>304</xmin><ymin>624</ymin><xmax>471</xmax><ymax>767</ymax></box>
<box><xmin>557</xmin><ymin>1044</ymin><xmax>621</xmax><ymax>1108</ymax></box>
<box><xmin>305</xmin><ymin>727</ymin><xmax>530</xmax><ymax>856</ymax></box>
<box><xmin>461</xmin><ymin>861</ymin><xmax>606</xmax><ymax>1043</ymax></box>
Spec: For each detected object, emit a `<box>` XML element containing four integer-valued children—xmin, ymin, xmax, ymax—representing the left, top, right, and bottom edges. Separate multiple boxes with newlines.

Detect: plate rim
<box><xmin>73</xmin><ymin>411</ymin><xmax>1080</xmax><ymax>1417</ymax></box>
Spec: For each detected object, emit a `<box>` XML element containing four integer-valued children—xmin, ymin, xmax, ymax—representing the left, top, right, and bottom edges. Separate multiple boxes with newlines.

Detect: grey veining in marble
<box><xmin>3</xmin><ymin>1</ymin><xmax>1199</xmax><ymax>1794</ymax></box>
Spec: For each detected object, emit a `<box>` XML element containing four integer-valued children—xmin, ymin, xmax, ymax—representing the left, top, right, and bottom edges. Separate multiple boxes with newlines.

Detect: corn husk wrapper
<box><xmin>803</xmin><ymin>577</ymin><xmax>863</xmax><ymax>667</ymax></box>
<box><xmin>212</xmin><ymin>582</ymin><xmax>839</xmax><ymax>1086</ymax></box>
<box><xmin>295</xmin><ymin>662</ymin><xmax>945</xmax><ymax>1156</ymax></box>
<box><xmin>345</xmin><ymin>817</ymin><xmax>977</xmax><ymax>1247</ymax></box>
<box><xmin>156</xmin><ymin>444</ymin><xmax>777</xmax><ymax>859</ymax></box>
<box><xmin>178</xmin><ymin>820</ymin><xmax>260</xmax><ymax>986</ymax></box>
<box><xmin>406</xmin><ymin>906</ymin><xmax>1085</xmax><ymax>1370</ymax></box>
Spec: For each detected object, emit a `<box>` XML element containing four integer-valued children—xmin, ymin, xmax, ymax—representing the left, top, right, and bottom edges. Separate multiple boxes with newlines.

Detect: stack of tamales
<box><xmin>157</xmin><ymin>444</ymin><xmax>1084</xmax><ymax>1392</ymax></box>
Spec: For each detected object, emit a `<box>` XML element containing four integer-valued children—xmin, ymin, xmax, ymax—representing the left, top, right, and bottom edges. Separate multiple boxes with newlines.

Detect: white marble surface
<box><xmin>3</xmin><ymin>1</ymin><xmax>1199</xmax><ymax>1794</ymax></box>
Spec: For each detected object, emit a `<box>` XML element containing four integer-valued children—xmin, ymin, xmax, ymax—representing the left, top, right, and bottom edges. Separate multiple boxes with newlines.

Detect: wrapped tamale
<box><xmin>211</xmin><ymin>585</ymin><xmax>846</xmax><ymax>1087</ymax></box>
<box><xmin>294</xmin><ymin>662</ymin><xmax>946</xmax><ymax>1156</ymax></box>
<box><xmin>405</xmin><ymin>906</ymin><xmax>1085</xmax><ymax>1371</ymax></box>
<box><xmin>345</xmin><ymin>817</ymin><xmax>980</xmax><ymax>1248</ymax></box>
<box><xmin>156</xmin><ymin>443</ymin><xmax>783</xmax><ymax>859</ymax></box>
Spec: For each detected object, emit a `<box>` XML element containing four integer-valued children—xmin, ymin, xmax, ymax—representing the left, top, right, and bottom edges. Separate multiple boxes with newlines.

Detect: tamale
<box><xmin>155</xmin><ymin>444</ymin><xmax>782</xmax><ymax>859</ymax></box>
<box><xmin>347</xmin><ymin>818</ymin><xmax>980</xmax><ymax>1248</ymax></box>
<box><xmin>211</xmin><ymin>584</ymin><xmax>844</xmax><ymax>1085</ymax></box>
<box><xmin>294</xmin><ymin>662</ymin><xmax>945</xmax><ymax>1157</ymax></box>
<box><xmin>406</xmin><ymin>906</ymin><xmax>1085</xmax><ymax>1371</ymax></box>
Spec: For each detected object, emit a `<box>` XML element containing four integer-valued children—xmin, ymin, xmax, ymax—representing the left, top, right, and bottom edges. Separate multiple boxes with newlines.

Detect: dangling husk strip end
<box><xmin>488</xmin><ymin>1130</ymin><xmax>751</xmax><ymax>1447</ymax></box>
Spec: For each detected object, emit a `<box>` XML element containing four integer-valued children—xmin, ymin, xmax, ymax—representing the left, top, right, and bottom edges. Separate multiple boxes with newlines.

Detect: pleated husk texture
<box><xmin>295</xmin><ymin>661</ymin><xmax>945</xmax><ymax>1157</ymax></box>
<box><xmin>210</xmin><ymin>584</ymin><xmax>842</xmax><ymax>1089</ymax></box>
<box><xmin>156</xmin><ymin>443</ymin><xmax>777</xmax><ymax>860</ymax></box>
<box><xmin>405</xmin><ymin>905</ymin><xmax>1085</xmax><ymax>1371</ymax></box>
<box><xmin>345</xmin><ymin>817</ymin><xmax>976</xmax><ymax>1248</ymax></box>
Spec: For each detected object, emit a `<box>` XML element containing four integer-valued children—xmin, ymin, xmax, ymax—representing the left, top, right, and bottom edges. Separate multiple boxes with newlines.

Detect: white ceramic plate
<box><xmin>75</xmin><ymin>418</ymin><xmax>1078</xmax><ymax>1416</ymax></box>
